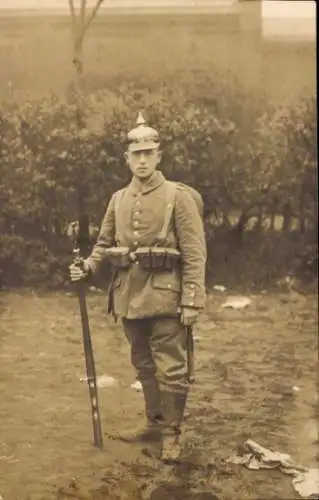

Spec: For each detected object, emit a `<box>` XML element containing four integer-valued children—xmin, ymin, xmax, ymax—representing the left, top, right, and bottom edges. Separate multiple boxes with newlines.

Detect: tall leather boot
<box><xmin>117</xmin><ymin>378</ymin><xmax>163</xmax><ymax>443</ymax></box>
<box><xmin>159</xmin><ymin>389</ymin><xmax>188</xmax><ymax>463</ymax></box>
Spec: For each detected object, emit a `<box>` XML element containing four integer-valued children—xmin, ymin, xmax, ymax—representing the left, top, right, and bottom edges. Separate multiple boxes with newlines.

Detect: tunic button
<box><xmin>167</xmin><ymin>284</ymin><xmax>172</xmax><ymax>289</ymax></box>
<box><xmin>135</xmin><ymin>211</ymin><xmax>140</xmax><ymax>215</ymax></box>
<box><xmin>133</xmin><ymin>230</ymin><xmax>139</xmax><ymax>236</ymax></box>
<box><xmin>133</xmin><ymin>241</ymin><xmax>139</xmax><ymax>247</ymax></box>
<box><xmin>190</xmin><ymin>284</ymin><xmax>195</xmax><ymax>289</ymax></box>
<box><xmin>133</xmin><ymin>221</ymin><xmax>139</xmax><ymax>227</ymax></box>
<box><xmin>189</xmin><ymin>301</ymin><xmax>194</xmax><ymax>306</ymax></box>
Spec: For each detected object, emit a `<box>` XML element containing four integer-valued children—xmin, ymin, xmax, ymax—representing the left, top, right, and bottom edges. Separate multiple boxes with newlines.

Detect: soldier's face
<box><xmin>125</xmin><ymin>148</ymin><xmax>161</xmax><ymax>180</ymax></box>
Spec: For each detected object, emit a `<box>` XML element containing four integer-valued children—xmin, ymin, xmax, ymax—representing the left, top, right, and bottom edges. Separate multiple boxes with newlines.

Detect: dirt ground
<box><xmin>0</xmin><ymin>287</ymin><xmax>317</xmax><ymax>500</ymax></box>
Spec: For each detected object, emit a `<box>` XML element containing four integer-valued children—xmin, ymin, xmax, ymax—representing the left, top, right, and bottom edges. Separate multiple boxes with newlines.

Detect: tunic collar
<box><xmin>129</xmin><ymin>170</ymin><xmax>166</xmax><ymax>195</ymax></box>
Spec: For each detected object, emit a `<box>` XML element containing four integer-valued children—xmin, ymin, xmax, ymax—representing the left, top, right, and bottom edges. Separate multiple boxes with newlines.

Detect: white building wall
<box><xmin>261</xmin><ymin>0</ymin><xmax>316</xmax><ymax>41</ymax></box>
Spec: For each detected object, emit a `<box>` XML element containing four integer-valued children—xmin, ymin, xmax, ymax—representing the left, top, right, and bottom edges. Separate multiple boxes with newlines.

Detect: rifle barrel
<box><xmin>74</xmin><ymin>257</ymin><xmax>103</xmax><ymax>449</ymax></box>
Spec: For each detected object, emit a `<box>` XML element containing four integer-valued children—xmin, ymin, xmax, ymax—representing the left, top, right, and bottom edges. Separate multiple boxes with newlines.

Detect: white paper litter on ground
<box><xmin>293</xmin><ymin>469</ymin><xmax>319</xmax><ymax>498</ymax></box>
<box><xmin>221</xmin><ymin>296</ymin><xmax>252</xmax><ymax>309</ymax></box>
<box><xmin>213</xmin><ymin>285</ymin><xmax>226</xmax><ymax>292</ymax></box>
<box><xmin>228</xmin><ymin>439</ymin><xmax>319</xmax><ymax>498</ymax></box>
<box><xmin>88</xmin><ymin>286</ymin><xmax>104</xmax><ymax>293</ymax></box>
<box><xmin>80</xmin><ymin>375</ymin><xmax>118</xmax><ymax>388</ymax></box>
<box><xmin>96</xmin><ymin>375</ymin><xmax>118</xmax><ymax>388</ymax></box>
<box><xmin>131</xmin><ymin>380</ymin><xmax>143</xmax><ymax>392</ymax></box>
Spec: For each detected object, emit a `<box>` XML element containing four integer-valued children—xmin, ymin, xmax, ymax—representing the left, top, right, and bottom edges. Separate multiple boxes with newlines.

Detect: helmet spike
<box><xmin>136</xmin><ymin>111</ymin><xmax>146</xmax><ymax>126</ymax></box>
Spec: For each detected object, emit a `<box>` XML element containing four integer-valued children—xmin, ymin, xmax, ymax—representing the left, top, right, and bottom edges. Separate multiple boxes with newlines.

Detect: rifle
<box><xmin>186</xmin><ymin>325</ymin><xmax>195</xmax><ymax>384</ymax></box>
<box><xmin>73</xmin><ymin>247</ymin><xmax>103</xmax><ymax>449</ymax></box>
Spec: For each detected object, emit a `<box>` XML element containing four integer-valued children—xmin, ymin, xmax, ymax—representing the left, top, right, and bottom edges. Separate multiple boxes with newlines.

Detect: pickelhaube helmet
<box><xmin>127</xmin><ymin>112</ymin><xmax>159</xmax><ymax>152</ymax></box>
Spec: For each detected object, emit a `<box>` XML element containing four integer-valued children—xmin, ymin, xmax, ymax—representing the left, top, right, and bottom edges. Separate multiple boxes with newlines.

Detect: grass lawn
<box><xmin>0</xmin><ymin>287</ymin><xmax>317</xmax><ymax>499</ymax></box>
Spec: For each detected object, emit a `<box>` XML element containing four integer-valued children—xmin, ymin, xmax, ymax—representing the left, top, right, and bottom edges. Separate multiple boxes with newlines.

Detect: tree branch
<box><xmin>82</xmin><ymin>0</ymin><xmax>105</xmax><ymax>36</ymax></box>
<box><xmin>68</xmin><ymin>0</ymin><xmax>78</xmax><ymax>40</ymax></box>
<box><xmin>80</xmin><ymin>0</ymin><xmax>87</xmax><ymax>31</ymax></box>
<box><xmin>68</xmin><ymin>0</ymin><xmax>76</xmax><ymax>19</ymax></box>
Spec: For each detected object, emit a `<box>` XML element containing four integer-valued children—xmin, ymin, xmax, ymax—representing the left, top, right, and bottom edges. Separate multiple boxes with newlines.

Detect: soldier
<box><xmin>69</xmin><ymin>113</ymin><xmax>206</xmax><ymax>462</ymax></box>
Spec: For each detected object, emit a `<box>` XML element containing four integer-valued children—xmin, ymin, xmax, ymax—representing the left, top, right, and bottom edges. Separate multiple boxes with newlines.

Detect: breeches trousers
<box><xmin>122</xmin><ymin>317</ymin><xmax>189</xmax><ymax>393</ymax></box>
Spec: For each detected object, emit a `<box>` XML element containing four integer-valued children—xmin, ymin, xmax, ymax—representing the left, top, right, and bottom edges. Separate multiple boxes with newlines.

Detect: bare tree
<box><xmin>67</xmin><ymin>0</ymin><xmax>105</xmax><ymax>257</ymax></box>
<box><xmin>68</xmin><ymin>0</ymin><xmax>105</xmax><ymax>80</ymax></box>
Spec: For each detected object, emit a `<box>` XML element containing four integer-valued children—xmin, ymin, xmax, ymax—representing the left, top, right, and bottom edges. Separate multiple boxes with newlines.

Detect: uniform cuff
<box><xmin>181</xmin><ymin>283</ymin><xmax>205</xmax><ymax>308</ymax></box>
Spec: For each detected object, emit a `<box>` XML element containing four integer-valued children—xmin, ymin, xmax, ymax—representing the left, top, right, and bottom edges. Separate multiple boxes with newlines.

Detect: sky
<box><xmin>0</xmin><ymin>0</ymin><xmax>237</xmax><ymax>8</ymax></box>
<box><xmin>0</xmin><ymin>0</ymin><xmax>315</xmax><ymax>40</ymax></box>
<box><xmin>0</xmin><ymin>0</ymin><xmax>234</xmax><ymax>7</ymax></box>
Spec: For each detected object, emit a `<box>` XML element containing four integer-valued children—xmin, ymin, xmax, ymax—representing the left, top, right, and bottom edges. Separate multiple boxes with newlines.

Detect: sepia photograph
<box><xmin>0</xmin><ymin>1</ymin><xmax>317</xmax><ymax>499</ymax></box>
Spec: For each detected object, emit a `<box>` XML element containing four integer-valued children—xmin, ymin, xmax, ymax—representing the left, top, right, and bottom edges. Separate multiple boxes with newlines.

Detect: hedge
<box><xmin>0</xmin><ymin>78</ymin><xmax>316</xmax><ymax>289</ymax></box>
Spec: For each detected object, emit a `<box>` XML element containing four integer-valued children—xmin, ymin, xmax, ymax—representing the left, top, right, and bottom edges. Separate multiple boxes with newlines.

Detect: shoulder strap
<box><xmin>155</xmin><ymin>181</ymin><xmax>178</xmax><ymax>246</ymax></box>
<box><xmin>114</xmin><ymin>188</ymin><xmax>126</xmax><ymax>243</ymax></box>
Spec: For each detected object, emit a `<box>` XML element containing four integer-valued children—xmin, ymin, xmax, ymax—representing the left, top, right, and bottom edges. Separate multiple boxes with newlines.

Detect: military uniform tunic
<box><xmin>86</xmin><ymin>170</ymin><xmax>207</xmax><ymax>320</ymax></box>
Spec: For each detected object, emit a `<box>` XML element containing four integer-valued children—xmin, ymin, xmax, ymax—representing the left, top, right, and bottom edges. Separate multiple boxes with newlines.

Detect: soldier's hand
<box><xmin>69</xmin><ymin>261</ymin><xmax>90</xmax><ymax>282</ymax></box>
<box><xmin>180</xmin><ymin>307</ymin><xmax>199</xmax><ymax>327</ymax></box>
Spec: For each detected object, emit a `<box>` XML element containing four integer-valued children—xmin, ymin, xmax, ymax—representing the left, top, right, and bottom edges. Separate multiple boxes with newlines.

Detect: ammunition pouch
<box><xmin>104</xmin><ymin>247</ymin><xmax>131</xmax><ymax>269</ymax></box>
<box><xmin>105</xmin><ymin>246</ymin><xmax>181</xmax><ymax>271</ymax></box>
<box><xmin>134</xmin><ymin>247</ymin><xmax>181</xmax><ymax>271</ymax></box>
